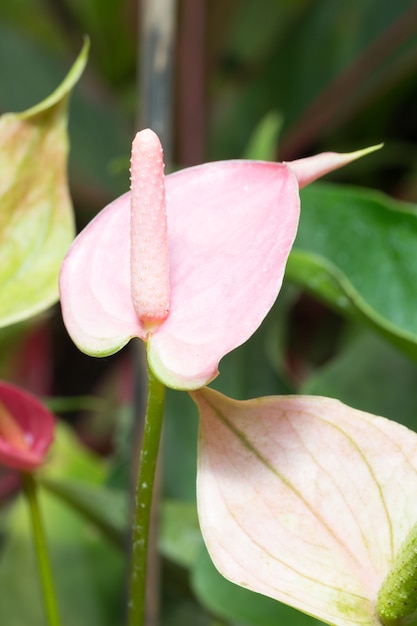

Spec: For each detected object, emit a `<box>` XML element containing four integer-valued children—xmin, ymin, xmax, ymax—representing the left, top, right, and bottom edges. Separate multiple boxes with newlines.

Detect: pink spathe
<box><xmin>60</xmin><ymin>129</ymin><xmax>376</xmax><ymax>389</ymax></box>
<box><xmin>285</xmin><ymin>144</ymin><xmax>381</xmax><ymax>188</ymax></box>
<box><xmin>0</xmin><ymin>381</ymin><xmax>55</xmax><ymax>471</ymax></box>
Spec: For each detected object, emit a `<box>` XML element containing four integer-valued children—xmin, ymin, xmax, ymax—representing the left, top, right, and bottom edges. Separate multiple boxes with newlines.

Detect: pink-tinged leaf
<box><xmin>192</xmin><ymin>387</ymin><xmax>417</xmax><ymax>626</ymax></box>
<box><xmin>0</xmin><ymin>382</ymin><xmax>55</xmax><ymax>471</ymax></box>
<box><xmin>61</xmin><ymin>160</ymin><xmax>300</xmax><ymax>389</ymax></box>
<box><xmin>287</xmin><ymin>144</ymin><xmax>382</xmax><ymax>189</ymax></box>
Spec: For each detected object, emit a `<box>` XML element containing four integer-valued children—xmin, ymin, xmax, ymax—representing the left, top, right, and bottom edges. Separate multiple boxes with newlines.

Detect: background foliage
<box><xmin>1</xmin><ymin>1</ymin><xmax>417</xmax><ymax>624</ymax></box>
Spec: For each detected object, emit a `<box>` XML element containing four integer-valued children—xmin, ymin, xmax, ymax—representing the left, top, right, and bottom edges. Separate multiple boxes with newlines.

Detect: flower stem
<box><xmin>22</xmin><ymin>473</ymin><xmax>61</xmax><ymax>626</ymax></box>
<box><xmin>128</xmin><ymin>367</ymin><xmax>166</xmax><ymax>626</ymax></box>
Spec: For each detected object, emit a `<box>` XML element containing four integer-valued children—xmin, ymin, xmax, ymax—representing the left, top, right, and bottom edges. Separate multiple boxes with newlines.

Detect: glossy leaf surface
<box><xmin>287</xmin><ymin>183</ymin><xmax>417</xmax><ymax>359</ymax></box>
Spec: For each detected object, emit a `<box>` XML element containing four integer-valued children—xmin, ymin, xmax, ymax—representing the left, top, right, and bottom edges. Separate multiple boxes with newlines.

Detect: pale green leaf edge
<box><xmin>15</xmin><ymin>36</ymin><xmax>90</xmax><ymax>120</ymax></box>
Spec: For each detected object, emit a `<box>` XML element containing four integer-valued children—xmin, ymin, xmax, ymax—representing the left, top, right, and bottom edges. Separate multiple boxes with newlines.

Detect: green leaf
<box><xmin>0</xmin><ymin>422</ymin><xmax>125</xmax><ymax>625</ymax></box>
<box><xmin>159</xmin><ymin>499</ymin><xmax>202</xmax><ymax>569</ymax></box>
<box><xmin>287</xmin><ymin>183</ymin><xmax>417</xmax><ymax>358</ymax></box>
<box><xmin>40</xmin><ymin>420</ymin><xmax>105</xmax><ymax>485</ymax></box>
<box><xmin>39</xmin><ymin>478</ymin><xmax>128</xmax><ymax>549</ymax></box>
<box><xmin>36</xmin><ymin>420</ymin><xmax>125</xmax><ymax>542</ymax></box>
<box><xmin>242</xmin><ymin>111</ymin><xmax>282</xmax><ymax>160</ymax></box>
<box><xmin>0</xmin><ymin>38</ymin><xmax>88</xmax><ymax>328</ymax></box>
<box><xmin>0</xmin><ymin>485</ymin><xmax>124</xmax><ymax>626</ymax></box>
<box><xmin>302</xmin><ymin>329</ymin><xmax>417</xmax><ymax>431</ymax></box>
<box><xmin>163</xmin><ymin>389</ymin><xmax>199</xmax><ymax>501</ymax></box>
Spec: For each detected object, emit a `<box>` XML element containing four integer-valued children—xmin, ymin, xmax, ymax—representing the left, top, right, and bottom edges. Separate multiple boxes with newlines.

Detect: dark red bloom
<box><xmin>0</xmin><ymin>382</ymin><xmax>55</xmax><ymax>471</ymax></box>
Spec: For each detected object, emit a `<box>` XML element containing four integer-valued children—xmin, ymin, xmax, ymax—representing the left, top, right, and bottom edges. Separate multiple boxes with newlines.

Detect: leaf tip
<box><xmin>289</xmin><ymin>143</ymin><xmax>383</xmax><ymax>189</ymax></box>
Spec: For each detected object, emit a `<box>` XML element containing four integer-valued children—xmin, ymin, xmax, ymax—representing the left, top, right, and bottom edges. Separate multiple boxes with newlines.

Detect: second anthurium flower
<box><xmin>0</xmin><ymin>381</ymin><xmax>54</xmax><ymax>472</ymax></box>
<box><xmin>60</xmin><ymin>129</ymin><xmax>376</xmax><ymax>390</ymax></box>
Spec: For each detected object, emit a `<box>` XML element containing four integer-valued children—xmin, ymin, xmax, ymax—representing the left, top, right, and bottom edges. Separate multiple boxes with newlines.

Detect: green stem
<box><xmin>22</xmin><ymin>473</ymin><xmax>61</xmax><ymax>626</ymax></box>
<box><xmin>128</xmin><ymin>367</ymin><xmax>166</xmax><ymax>626</ymax></box>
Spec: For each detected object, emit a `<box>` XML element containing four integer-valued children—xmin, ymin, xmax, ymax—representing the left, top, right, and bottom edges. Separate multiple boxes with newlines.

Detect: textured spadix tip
<box><xmin>130</xmin><ymin>129</ymin><xmax>162</xmax><ymax>173</ymax></box>
<box><xmin>287</xmin><ymin>143</ymin><xmax>383</xmax><ymax>189</ymax></box>
<box><xmin>130</xmin><ymin>128</ymin><xmax>170</xmax><ymax>330</ymax></box>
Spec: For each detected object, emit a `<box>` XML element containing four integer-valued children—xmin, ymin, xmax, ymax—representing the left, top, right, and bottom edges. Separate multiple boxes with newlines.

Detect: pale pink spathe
<box><xmin>60</xmin><ymin>158</ymin><xmax>299</xmax><ymax>389</ymax></box>
<box><xmin>59</xmin><ymin>132</ymin><xmax>378</xmax><ymax>390</ymax></box>
<box><xmin>287</xmin><ymin>144</ymin><xmax>382</xmax><ymax>189</ymax></box>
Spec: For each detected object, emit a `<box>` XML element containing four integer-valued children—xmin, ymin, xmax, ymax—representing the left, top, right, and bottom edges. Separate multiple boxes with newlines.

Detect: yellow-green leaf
<box><xmin>0</xmin><ymin>38</ymin><xmax>89</xmax><ymax>328</ymax></box>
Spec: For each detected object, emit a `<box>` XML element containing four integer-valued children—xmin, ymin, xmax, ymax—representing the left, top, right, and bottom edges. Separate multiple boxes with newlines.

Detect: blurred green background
<box><xmin>1</xmin><ymin>2</ymin><xmax>417</xmax><ymax>625</ymax></box>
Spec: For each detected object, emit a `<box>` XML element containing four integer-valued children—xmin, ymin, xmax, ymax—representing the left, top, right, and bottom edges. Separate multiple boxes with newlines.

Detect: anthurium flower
<box><xmin>59</xmin><ymin>130</ymin><xmax>378</xmax><ymax>390</ymax></box>
<box><xmin>0</xmin><ymin>382</ymin><xmax>55</xmax><ymax>471</ymax></box>
<box><xmin>192</xmin><ymin>387</ymin><xmax>417</xmax><ymax>626</ymax></box>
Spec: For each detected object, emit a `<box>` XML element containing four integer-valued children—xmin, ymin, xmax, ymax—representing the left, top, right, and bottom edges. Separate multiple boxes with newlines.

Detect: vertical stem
<box><xmin>128</xmin><ymin>367</ymin><xmax>166</xmax><ymax>626</ymax></box>
<box><xmin>22</xmin><ymin>473</ymin><xmax>61</xmax><ymax>626</ymax></box>
<box><xmin>139</xmin><ymin>0</ymin><xmax>177</xmax><ymax>160</ymax></box>
<box><xmin>132</xmin><ymin>2</ymin><xmax>177</xmax><ymax>623</ymax></box>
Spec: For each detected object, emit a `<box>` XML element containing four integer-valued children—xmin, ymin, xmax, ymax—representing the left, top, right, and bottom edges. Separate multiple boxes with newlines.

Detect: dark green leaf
<box><xmin>302</xmin><ymin>329</ymin><xmax>417</xmax><ymax>432</ymax></box>
<box><xmin>287</xmin><ymin>183</ymin><xmax>417</xmax><ymax>358</ymax></box>
<box><xmin>159</xmin><ymin>499</ymin><xmax>202</xmax><ymax>568</ymax></box>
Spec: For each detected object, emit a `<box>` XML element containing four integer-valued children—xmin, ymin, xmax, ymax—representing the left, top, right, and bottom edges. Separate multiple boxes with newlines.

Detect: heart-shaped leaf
<box><xmin>287</xmin><ymin>183</ymin><xmax>417</xmax><ymax>359</ymax></box>
<box><xmin>0</xmin><ymin>38</ymin><xmax>88</xmax><ymax>328</ymax></box>
<box><xmin>192</xmin><ymin>387</ymin><xmax>417</xmax><ymax>626</ymax></box>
